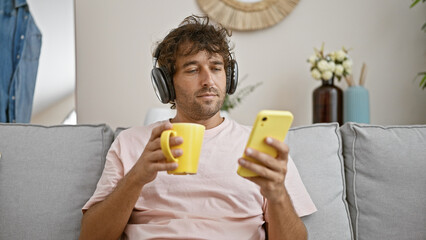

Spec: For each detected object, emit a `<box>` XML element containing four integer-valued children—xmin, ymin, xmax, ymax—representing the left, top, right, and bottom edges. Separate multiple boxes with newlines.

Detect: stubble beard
<box><xmin>177</xmin><ymin>87</ymin><xmax>225</xmax><ymax>121</ymax></box>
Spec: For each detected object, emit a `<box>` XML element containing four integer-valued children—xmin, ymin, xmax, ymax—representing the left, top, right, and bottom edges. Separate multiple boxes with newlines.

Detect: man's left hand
<box><xmin>238</xmin><ymin>137</ymin><xmax>289</xmax><ymax>203</ymax></box>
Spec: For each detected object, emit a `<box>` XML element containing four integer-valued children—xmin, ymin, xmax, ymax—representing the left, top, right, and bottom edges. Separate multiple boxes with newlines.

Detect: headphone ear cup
<box><xmin>227</xmin><ymin>60</ymin><xmax>238</xmax><ymax>95</ymax></box>
<box><xmin>226</xmin><ymin>64</ymin><xmax>231</xmax><ymax>93</ymax></box>
<box><xmin>159</xmin><ymin>67</ymin><xmax>175</xmax><ymax>102</ymax></box>
<box><xmin>151</xmin><ymin>67</ymin><xmax>172</xmax><ymax>103</ymax></box>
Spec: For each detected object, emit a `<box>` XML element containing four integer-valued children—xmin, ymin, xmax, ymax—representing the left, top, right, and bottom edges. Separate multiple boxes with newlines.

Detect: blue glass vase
<box><xmin>343</xmin><ymin>86</ymin><xmax>370</xmax><ymax>123</ymax></box>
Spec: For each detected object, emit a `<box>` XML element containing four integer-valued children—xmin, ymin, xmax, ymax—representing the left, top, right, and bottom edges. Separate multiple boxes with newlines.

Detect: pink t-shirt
<box><xmin>83</xmin><ymin>118</ymin><xmax>317</xmax><ymax>239</ymax></box>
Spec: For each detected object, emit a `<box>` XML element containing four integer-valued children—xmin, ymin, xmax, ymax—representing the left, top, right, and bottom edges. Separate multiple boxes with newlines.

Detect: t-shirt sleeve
<box><xmin>82</xmin><ymin>136</ymin><xmax>125</xmax><ymax>213</ymax></box>
<box><xmin>264</xmin><ymin>155</ymin><xmax>317</xmax><ymax>221</ymax></box>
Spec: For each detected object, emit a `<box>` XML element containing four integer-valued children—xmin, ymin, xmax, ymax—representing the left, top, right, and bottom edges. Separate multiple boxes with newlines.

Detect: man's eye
<box><xmin>186</xmin><ymin>69</ymin><xmax>197</xmax><ymax>73</ymax></box>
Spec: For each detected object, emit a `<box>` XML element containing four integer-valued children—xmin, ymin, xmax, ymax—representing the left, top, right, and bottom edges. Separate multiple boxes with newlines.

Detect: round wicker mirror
<box><xmin>196</xmin><ymin>0</ymin><xmax>300</xmax><ymax>31</ymax></box>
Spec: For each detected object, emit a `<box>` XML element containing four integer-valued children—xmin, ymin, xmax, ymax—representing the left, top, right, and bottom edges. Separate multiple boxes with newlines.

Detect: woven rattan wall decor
<box><xmin>196</xmin><ymin>0</ymin><xmax>300</xmax><ymax>31</ymax></box>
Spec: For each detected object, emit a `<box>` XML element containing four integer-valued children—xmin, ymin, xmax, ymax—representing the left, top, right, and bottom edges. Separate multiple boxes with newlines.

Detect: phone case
<box><xmin>237</xmin><ymin>110</ymin><xmax>293</xmax><ymax>177</ymax></box>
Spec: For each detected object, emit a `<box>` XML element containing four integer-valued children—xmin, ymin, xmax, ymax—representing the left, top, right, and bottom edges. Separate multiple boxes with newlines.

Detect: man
<box><xmin>79</xmin><ymin>15</ymin><xmax>316</xmax><ymax>240</ymax></box>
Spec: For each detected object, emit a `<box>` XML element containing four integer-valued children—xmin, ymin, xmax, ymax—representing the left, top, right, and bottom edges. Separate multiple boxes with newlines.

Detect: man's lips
<box><xmin>195</xmin><ymin>87</ymin><xmax>220</xmax><ymax>100</ymax></box>
<box><xmin>197</xmin><ymin>93</ymin><xmax>218</xmax><ymax>97</ymax></box>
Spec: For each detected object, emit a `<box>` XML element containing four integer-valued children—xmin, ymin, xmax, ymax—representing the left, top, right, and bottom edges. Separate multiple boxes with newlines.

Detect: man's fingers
<box><xmin>171</xmin><ymin>148</ymin><xmax>183</xmax><ymax>158</ymax></box>
<box><xmin>264</xmin><ymin>137</ymin><xmax>289</xmax><ymax>160</ymax></box>
<box><xmin>238</xmin><ymin>158</ymin><xmax>282</xmax><ymax>181</ymax></box>
<box><xmin>149</xmin><ymin>123</ymin><xmax>182</xmax><ymax>146</ymax></box>
<box><xmin>149</xmin><ymin>122</ymin><xmax>173</xmax><ymax>141</ymax></box>
<box><xmin>152</xmin><ymin>162</ymin><xmax>179</xmax><ymax>172</ymax></box>
<box><xmin>244</xmin><ymin>148</ymin><xmax>283</xmax><ymax>172</ymax></box>
<box><xmin>146</xmin><ymin>129</ymin><xmax>182</xmax><ymax>152</ymax></box>
<box><xmin>148</xmin><ymin>148</ymin><xmax>183</xmax><ymax>163</ymax></box>
<box><xmin>149</xmin><ymin>137</ymin><xmax>183</xmax><ymax>154</ymax></box>
<box><xmin>170</xmin><ymin>136</ymin><xmax>183</xmax><ymax>147</ymax></box>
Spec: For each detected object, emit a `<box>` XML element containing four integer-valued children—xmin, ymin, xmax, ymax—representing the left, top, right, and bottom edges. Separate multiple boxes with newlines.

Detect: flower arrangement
<box><xmin>307</xmin><ymin>44</ymin><xmax>353</xmax><ymax>81</ymax></box>
<box><xmin>221</xmin><ymin>74</ymin><xmax>262</xmax><ymax>112</ymax></box>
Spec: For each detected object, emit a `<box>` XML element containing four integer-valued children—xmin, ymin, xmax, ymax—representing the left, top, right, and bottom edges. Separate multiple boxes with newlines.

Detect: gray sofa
<box><xmin>0</xmin><ymin>122</ymin><xmax>425</xmax><ymax>240</ymax></box>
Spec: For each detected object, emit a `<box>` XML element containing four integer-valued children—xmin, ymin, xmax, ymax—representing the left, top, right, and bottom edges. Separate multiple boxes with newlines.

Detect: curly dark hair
<box><xmin>154</xmin><ymin>15</ymin><xmax>233</xmax><ymax>79</ymax></box>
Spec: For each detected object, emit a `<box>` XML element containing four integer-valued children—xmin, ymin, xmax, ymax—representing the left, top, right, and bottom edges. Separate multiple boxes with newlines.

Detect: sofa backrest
<box><xmin>341</xmin><ymin>123</ymin><xmax>426</xmax><ymax>240</ymax></box>
<box><xmin>0</xmin><ymin>124</ymin><xmax>114</xmax><ymax>240</ymax></box>
<box><xmin>287</xmin><ymin>123</ymin><xmax>353</xmax><ymax>239</ymax></box>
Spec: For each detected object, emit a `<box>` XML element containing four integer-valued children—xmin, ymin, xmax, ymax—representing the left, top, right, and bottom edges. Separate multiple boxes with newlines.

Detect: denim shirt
<box><xmin>0</xmin><ymin>0</ymin><xmax>42</xmax><ymax>123</ymax></box>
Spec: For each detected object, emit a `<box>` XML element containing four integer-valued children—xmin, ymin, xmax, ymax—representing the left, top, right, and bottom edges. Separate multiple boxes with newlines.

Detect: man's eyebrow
<box><xmin>182</xmin><ymin>61</ymin><xmax>198</xmax><ymax>68</ymax></box>
<box><xmin>181</xmin><ymin>60</ymin><xmax>223</xmax><ymax>68</ymax></box>
<box><xmin>210</xmin><ymin>60</ymin><xmax>224</xmax><ymax>65</ymax></box>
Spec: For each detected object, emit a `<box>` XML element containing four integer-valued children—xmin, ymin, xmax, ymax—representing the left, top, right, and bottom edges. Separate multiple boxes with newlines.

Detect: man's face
<box><xmin>173</xmin><ymin>49</ymin><xmax>227</xmax><ymax>120</ymax></box>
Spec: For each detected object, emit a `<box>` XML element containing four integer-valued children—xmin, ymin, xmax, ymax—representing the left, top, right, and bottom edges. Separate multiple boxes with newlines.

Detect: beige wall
<box><xmin>75</xmin><ymin>0</ymin><xmax>426</xmax><ymax>129</ymax></box>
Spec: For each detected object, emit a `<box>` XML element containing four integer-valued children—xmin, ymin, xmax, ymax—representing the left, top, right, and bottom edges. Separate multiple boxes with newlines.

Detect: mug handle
<box><xmin>160</xmin><ymin>130</ymin><xmax>178</xmax><ymax>162</ymax></box>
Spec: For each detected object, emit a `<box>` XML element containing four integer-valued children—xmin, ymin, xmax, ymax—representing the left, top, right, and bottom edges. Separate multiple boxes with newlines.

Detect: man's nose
<box><xmin>199</xmin><ymin>68</ymin><xmax>215</xmax><ymax>87</ymax></box>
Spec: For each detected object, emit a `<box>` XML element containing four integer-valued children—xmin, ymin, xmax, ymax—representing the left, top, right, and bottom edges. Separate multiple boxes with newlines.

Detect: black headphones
<box><xmin>151</xmin><ymin>47</ymin><xmax>238</xmax><ymax>104</ymax></box>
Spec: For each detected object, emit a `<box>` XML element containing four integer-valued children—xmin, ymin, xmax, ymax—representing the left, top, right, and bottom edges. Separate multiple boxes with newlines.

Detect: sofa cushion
<box><xmin>286</xmin><ymin>123</ymin><xmax>353</xmax><ymax>240</ymax></box>
<box><xmin>0</xmin><ymin>124</ymin><xmax>114</xmax><ymax>240</ymax></box>
<box><xmin>341</xmin><ymin>123</ymin><xmax>426</xmax><ymax>240</ymax></box>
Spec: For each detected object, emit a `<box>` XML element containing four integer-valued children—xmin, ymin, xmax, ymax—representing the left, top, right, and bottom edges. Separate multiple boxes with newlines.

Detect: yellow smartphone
<box><xmin>237</xmin><ymin>110</ymin><xmax>293</xmax><ymax>177</ymax></box>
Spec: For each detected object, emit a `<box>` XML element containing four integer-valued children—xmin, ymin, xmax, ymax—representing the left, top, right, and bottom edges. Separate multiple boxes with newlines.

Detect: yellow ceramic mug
<box><xmin>161</xmin><ymin>123</ymin><xmax>205</xmax><ymax>175</ymax></box>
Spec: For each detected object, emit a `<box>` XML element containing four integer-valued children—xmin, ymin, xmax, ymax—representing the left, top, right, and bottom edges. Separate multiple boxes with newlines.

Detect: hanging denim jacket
<box><xmin>0</xmin><ymin>0</ymin><xmax>42</xmax><ymax>123</ymax></box>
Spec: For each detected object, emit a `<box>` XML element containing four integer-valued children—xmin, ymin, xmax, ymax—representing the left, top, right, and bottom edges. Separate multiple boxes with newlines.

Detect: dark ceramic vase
<box><xmin>312</xmin><ymin>78</ymin><xmax>343</xmax><ymax>125</ymax></box>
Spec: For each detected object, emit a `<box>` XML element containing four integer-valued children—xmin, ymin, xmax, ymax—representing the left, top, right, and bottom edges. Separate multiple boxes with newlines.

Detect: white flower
<box><xmin>311</xmin><ymin>68</ymin><xmax>322</xmax><ymax>80</ymax></box>
<box><xmin>308</xmin><ymin>45</ymin><xmax>352</xmax><ymax>81</ymax></box>
<box><xmin>317</xmin><ymin>60</ymin><xmax>328</xmax><ymax>72</ymax></box>
<box><xmin>308</xmin><ymin>55</ymin><xmax>317</xmax><ymax>65</ymax></box>
<box><xmin>329</xmin><ymin>52</ymin><xmax>336</xmax><ymax>61</ymax></box>
<box><xmin>343</xmin><ymin>59</ymin><xmax>353</xmax><ymax>70</ymax></box>
<box><xmin>328</xmin><ymin>61</ymin><xmax>336</xmax><ymax>72</ymax></box>
<box><xmin>335</xmin><ymin>64</ymin><xmax>344</xmax><ymax>76</ymax></box>
<box><xmin>336</xmin><ymin>50</ymin><xmax>346</xmax><ymax>62</ymax></box>
<box><xmin>321</xmin><ymin>71</ymin><xmax>333</xmax><ymax>80</ymax></box>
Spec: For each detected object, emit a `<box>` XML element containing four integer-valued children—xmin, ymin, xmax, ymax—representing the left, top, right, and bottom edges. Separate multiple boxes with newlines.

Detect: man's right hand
<box><xmin>79</xmin><ymin>122</ymin><xmax>182</xmax><ymax>240</ymax></box>
<box><xmin>133</xmin><ymin>122</ymin><xmax>182</xmax><ymax>185</ymax></box>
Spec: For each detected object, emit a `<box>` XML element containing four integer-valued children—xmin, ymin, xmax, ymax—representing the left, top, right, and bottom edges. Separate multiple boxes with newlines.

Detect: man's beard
<box><xmin>176</xmin><ymin>87</ymin><xmax>225</xmax><ymax>121</ymax></box>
